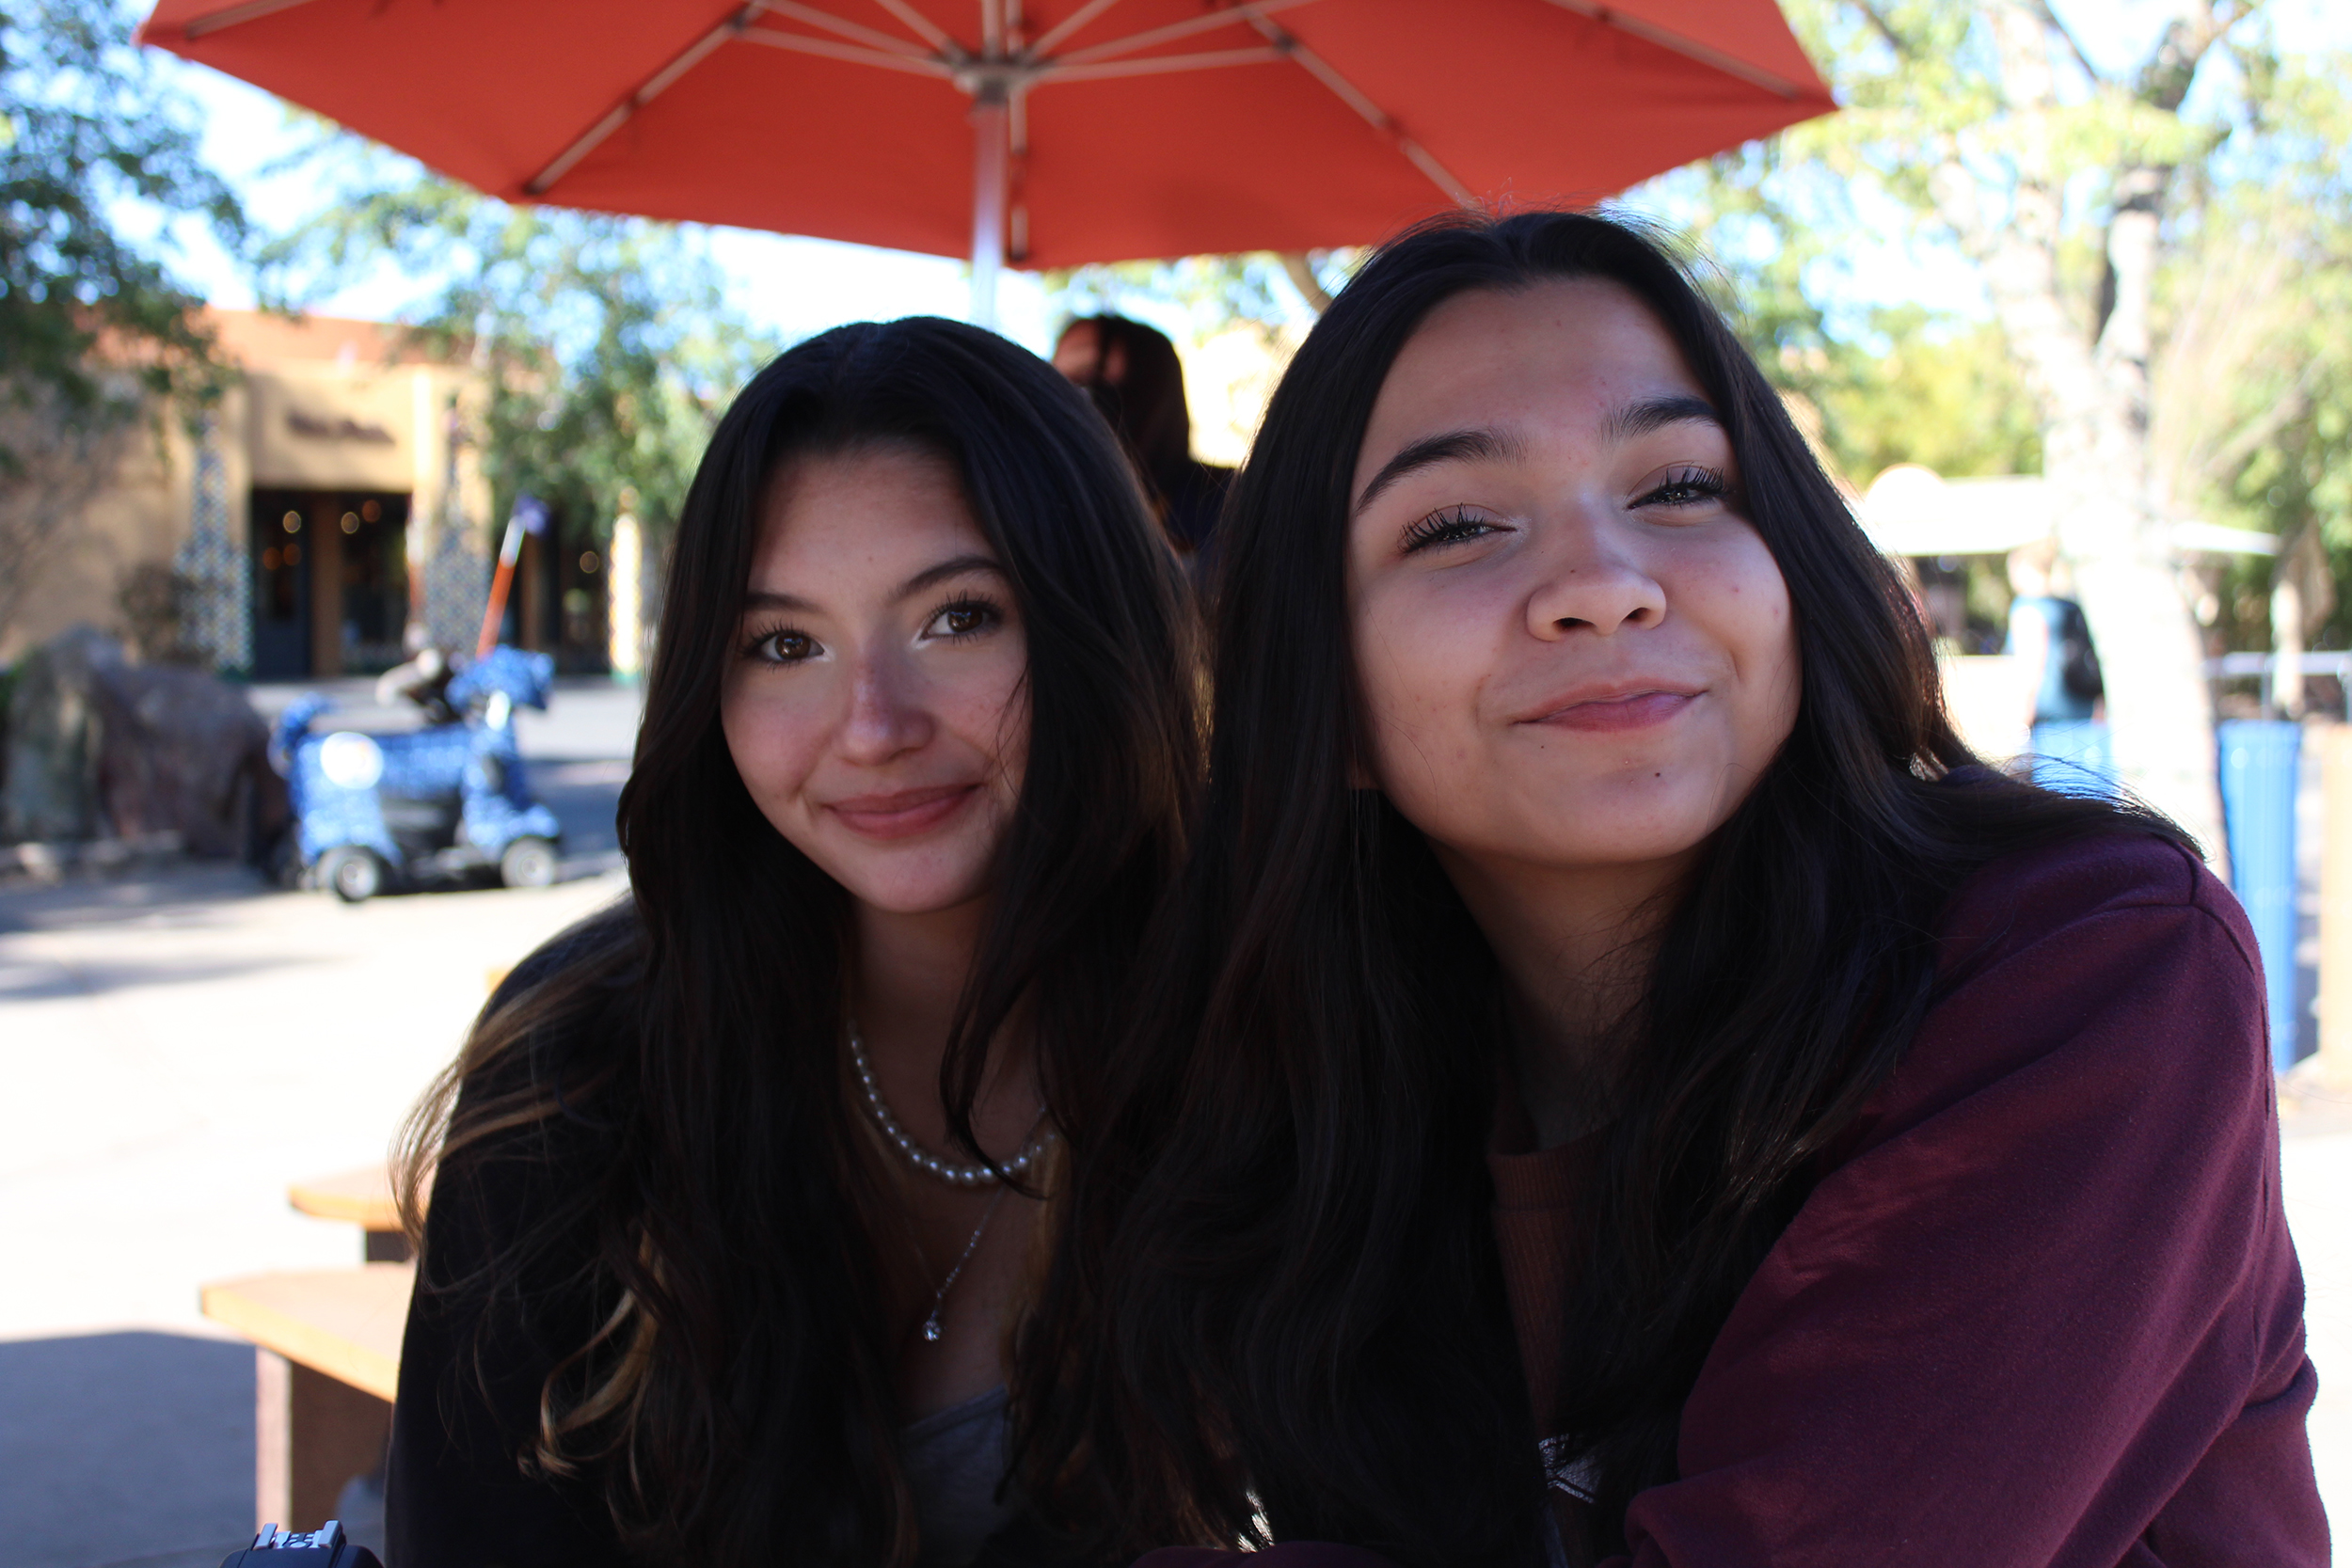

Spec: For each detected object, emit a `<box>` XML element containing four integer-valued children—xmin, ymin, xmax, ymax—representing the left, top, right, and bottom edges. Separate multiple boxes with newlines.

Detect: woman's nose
<box><xmin>1525</xmin><ymin>513</ymin><xmax>1667</xmax><ymax>641</ymax></box>
<box><xmin>837</xmin><ymin>653</ymin><xmax>934</xmax><ymax>762</ymax></box>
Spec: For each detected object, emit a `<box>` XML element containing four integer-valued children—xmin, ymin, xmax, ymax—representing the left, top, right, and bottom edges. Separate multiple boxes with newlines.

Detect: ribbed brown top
<box><xmin>1486</xmin><ymin>1074</ymin><xmax>1599</xmax><ymax>1433</ymax></box>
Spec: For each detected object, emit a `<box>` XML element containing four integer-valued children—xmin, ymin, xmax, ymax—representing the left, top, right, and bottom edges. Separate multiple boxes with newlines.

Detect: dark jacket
<box><xmin>384</xmin><ymin>923</ymin><xmax>1096</xmax><ymax>1568</ymax></box>
<box><xmin>1149</xmin><ymin>832</ymin><xmax>2327</xmax><ymax>1567</ymax></box>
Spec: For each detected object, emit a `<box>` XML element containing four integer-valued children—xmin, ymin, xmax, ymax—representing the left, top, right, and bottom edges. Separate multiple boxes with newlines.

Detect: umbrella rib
<box><xmin>1534</xmin><ymin>0</ymin><xmax>1804</xmax><ymax>99</ymax></box>
<box><xmin>761</xmin><ymin>0</ymin><xmax>943</xmax><ymax>59</ymax></box>
<box><xmin>178</xmin><ymin>0</ymin><xmax>322</xmax><ymax>41</ymax></box>
<box><xmin>1043</xmin><ymin>46</ymin><xmax>1285</xmax><ymax>84</ymax></box>
<box><xmin>524</xmin><ymin>4</ymin><xmax>761</xmax><ymax>197</ymax></box>
<box><xmin>868</xmin><ymin>0</ymin><xmax>962</xmax><ymax>54</ymax></box>
<box><xmin>1052</xmin><ymin>0</ymin><xmax>1321</xmax><ymax>67</ymax></box>
<box><xmin>1248</xmin><ymin>16</ymin><xmax>1477</xmax><ymax>207</ymax></box>
<box><xmin>739</xmin><ymin>28</ymin><xmax>956</xmax><ymax>74</ymax></box>
<box><xmin>1027</xmin><ymin>0</ymin><xmax>1126</xmax><ymax>57</ymax></box>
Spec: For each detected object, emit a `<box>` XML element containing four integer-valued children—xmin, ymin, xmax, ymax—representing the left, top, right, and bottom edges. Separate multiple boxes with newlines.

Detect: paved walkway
<box><xmin>2</xmin><ymin>675</ymin><xmax>643</xmax><ymax>1568</ymax></box>
<box><xmin>0</xmin><ymin>866</ymin><xmax>626</xmax><ymax>1568</ymax></box>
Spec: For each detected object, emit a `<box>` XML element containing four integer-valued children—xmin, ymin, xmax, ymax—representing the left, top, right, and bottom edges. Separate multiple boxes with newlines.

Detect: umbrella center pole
<box><xmin>968</xmin><ymin>81</ymin><xmax>1010</xmax><ymax>332</ymax></box>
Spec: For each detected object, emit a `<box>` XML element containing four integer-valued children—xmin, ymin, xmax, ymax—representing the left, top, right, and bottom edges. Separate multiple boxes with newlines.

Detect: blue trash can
<box><xmin>2030</xmin><ymin>720</ymin><xmax>2116</xmax><ymax>797</ymax></box>
<box><xmin>2217</xmin><ymin>720</ymin><xmax>2303</xmax><ymax>1072</ymax></box>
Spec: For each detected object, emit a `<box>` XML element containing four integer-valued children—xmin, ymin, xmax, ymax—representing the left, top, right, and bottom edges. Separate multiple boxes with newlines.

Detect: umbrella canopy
<box><xmin>141</xmin><ymin>0</ymin><xmax>1833</xmax><ymax>322</ymax></box>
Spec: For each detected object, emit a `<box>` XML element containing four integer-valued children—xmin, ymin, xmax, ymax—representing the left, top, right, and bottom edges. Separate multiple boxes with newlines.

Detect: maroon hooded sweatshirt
<box><xmin>1138</xmin><ymin>833</ymin><xmax>2326</xmax><ymax>1567</ymax></box>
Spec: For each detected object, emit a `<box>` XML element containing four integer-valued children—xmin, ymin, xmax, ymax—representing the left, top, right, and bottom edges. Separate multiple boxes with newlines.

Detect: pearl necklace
<box><xmin>846</xmin><ymin>1026</ymin><xmax>1055</xmax><ymax>1188</ymax></box>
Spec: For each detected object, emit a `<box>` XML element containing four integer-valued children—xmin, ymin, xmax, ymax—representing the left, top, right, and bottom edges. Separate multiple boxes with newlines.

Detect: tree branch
<box><xmin>1852</xmin><ymin>0</ymin><xmax>1912</xmax><ymax>57</ymax></box>
<box><xmin>2198</xmin><ymin>365</ymin><xmax>2318</xmax><ymax>485</ymax></box>
<box><xmin>2031</xmin><ymin>1</ymin><xmax>2104</xmax><ymax>84</ymax></box>
<box><xmin>2137</xmin><ymin>0</ymin><xmax>2258</xmax><ymax>113</ymax></box>
<box><xmin>1279</xmin><ymin>252</ymin><xmax>1334</xmax><ymax>314</ymax></box>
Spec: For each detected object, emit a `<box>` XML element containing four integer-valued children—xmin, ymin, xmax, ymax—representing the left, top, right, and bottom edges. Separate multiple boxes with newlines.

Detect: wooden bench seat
<box><xmin>288</xmin><ymin>1164</ymin><xmax>412</xmax><ymax>1263</ymax></box>
<box><xmin>202</xmin><ymin>1264</ymin><xmax>413</xmax><ymax>1533</ymax></box>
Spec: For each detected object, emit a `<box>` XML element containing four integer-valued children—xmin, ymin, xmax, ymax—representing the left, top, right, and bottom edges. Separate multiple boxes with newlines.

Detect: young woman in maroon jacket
<box><xmin>1017</xmin><ymin>212</ymin><xmax>2325</xmax><ymax>1567</ymax></box>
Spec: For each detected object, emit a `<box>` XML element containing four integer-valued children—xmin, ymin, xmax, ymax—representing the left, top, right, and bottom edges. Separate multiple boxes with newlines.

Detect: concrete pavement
<box><xmin>1</xmin><ymin>675</ymin><xmax>641</xmax><ymax>1568</ymax></box>
<box><xmin>0</xmin><ymin>866</ymin><xmax>627</xmax><ymax>1568</ymax></box>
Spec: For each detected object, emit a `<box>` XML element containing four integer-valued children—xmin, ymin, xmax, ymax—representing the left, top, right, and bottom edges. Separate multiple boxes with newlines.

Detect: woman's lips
<box><xmin>827</xmin><ymin>784</ymin><xmax>980</xmax><ymax>840</ymax></box>
<box><xmin>1529</xmin><ymin>689</ymin><xmax>1699</xmax><ymax>734</ymax></box>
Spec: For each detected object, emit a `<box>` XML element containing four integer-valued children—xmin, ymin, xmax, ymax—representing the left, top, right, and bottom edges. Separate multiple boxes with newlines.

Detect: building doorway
<box><xmin>249</xmin><ymin>489</ymin><xmax>412</xmax><ymax>679</ymax></box>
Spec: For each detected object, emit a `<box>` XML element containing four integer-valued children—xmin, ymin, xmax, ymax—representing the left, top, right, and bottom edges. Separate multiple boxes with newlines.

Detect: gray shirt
<box><xmin>903</xmin><ymin>1385</ymin><xmax>1019</xmax><ymax>1567</ymax></box>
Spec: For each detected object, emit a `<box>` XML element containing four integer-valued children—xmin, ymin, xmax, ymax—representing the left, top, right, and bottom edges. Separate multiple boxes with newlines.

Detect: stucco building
<box><xmin>3</xmin><ymin>310</ymin><xmax>610</xmax><ymax>679</ymax></box>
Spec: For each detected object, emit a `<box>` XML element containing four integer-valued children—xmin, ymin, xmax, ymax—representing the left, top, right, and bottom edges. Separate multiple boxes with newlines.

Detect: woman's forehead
<box><xmin>1356</xmin><ymin>280</ymin><xmax>1709</xmax><ymax>479</ymax></box>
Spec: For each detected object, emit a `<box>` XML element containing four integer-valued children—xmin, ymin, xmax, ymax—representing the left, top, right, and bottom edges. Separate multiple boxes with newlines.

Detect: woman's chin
<box><xmin>834</xmin><ymin>864</ymin><xmax>995</xmax><ymax>920</ymax></box>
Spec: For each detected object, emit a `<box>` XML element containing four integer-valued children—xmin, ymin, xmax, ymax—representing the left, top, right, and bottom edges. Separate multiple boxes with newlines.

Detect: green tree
<box><xmin>1650</xmin><ymin>0</ymin><xmax>2346</xmax><ymax>855</ymax></box>
<box><xmin>2148</xmin><ymin>50</ymin><xmax>2352</xmax><ymax>663</ymax></box>
<box><xmin>0</xmin><ymin>0</ymin><xmax>245</xmax><ymax>643</ymax></box>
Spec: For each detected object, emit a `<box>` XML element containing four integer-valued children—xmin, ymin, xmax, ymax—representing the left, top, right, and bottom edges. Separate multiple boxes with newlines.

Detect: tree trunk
<box><xmin>1931</xmin><ymin>1</ymin><xmax>2229</xmax><ymax>860</ymax></box>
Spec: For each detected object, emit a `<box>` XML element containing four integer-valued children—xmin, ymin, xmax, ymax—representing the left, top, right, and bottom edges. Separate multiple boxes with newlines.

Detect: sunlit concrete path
<box><xmin>1</xmin><ymin>674</ymin><xmax>642</xmax><ymax>1568</ymax></box>
<box><xmin>0</xmin><ymin>864</ymin><xmax>627</xmax><ymax>1567</ymax></box>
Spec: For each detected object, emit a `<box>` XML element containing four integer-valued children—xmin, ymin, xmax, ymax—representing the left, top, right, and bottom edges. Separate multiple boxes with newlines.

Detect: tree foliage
<box><xmin>0</xmin><ymin>0</ymin><xmax>243</xmax><ymax>443</ymax></box>
<box><xmin>2149</xmin><ymin>48</ymin><xmax>2352</xmax><ymax>651</ymax></box>
<box><xmin>260</xmin><ymin>137</ymin><xmax>780</xmax><ymax>546</ymax></box>
<box><xmin>1657</xmin><ymin>3</ymin><xmax>2351</xmax><ymax>557</ymax></box>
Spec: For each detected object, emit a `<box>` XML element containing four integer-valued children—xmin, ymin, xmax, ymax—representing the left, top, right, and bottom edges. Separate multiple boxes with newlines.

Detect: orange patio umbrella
<box><xmin>140</xmin><ymin>0</ymin><xmax>1833</xmax><ymax>326</ymax></box>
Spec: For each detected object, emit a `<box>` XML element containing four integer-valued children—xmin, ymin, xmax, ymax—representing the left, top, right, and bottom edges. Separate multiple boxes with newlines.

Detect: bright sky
<box><xmin>134</xmin><ymin>0</ymin><xmax>2350</xmax><ymax>360</ymax></box>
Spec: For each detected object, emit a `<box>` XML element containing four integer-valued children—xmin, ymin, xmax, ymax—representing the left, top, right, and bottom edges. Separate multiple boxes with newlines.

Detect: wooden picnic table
<box><xmin>287</xmin><ymin>1164</ymin><xmax>412</xmax><ymax>1262</ymax></box>
<box><xmin>199</xmin><ymin>1165</ymin><xmax>424</xmax><ymax>1534</ymax></box>
<box><xmin>203</xmin><ymin>1262</ymin><xmax>413</xmax><ymax>1535</ymax></box>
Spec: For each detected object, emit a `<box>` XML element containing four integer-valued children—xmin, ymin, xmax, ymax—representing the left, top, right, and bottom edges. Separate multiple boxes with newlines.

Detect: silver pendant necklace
<box><xmin>846</xmin><ymin>1024</ymin><xmax>1054</xmax><ymax>1187</ymax></box>
<box><xmin>918</xmin><ymin>1181</ymin><xmax>1009</xmax><ymax>1343</ymax></box>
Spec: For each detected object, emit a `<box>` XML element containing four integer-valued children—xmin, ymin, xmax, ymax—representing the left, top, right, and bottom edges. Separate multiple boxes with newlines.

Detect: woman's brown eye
<box><xmin>929</xmin><ymin>600</ymin><xmax>998</xmax><ymax>639</ymax></box>
<box><xmin>756</xmin><ymin>631</ymin><xmax>815</xmax><ymax>663</ymax></box>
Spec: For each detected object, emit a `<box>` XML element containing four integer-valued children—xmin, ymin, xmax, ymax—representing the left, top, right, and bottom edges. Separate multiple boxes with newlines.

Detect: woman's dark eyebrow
<box><xmin>1608</xmin><ymin>393</ymin><xmax>1722</xmax><ymax>443</ymax></box>
<box><xmin>895</xmin><ymin>554</ymin><xmax>1003</xmax><ymax>601</ymax></box>
<box><xmin>736</xmin><ymin>556</ymin><xmax>1001</xmax><ymax>617</ymax></box>
<box><xmin>1354</xmin><ymin>427</ymin><xmax>1522</xmax><ymax>515</ymax></box>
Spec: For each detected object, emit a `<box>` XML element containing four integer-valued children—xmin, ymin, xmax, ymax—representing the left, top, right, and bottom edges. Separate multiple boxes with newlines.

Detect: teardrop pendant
<box><xmin>922</xmin><ymin>1314</ymin><xmax>944</xmax><ymax>1343</ymax></box>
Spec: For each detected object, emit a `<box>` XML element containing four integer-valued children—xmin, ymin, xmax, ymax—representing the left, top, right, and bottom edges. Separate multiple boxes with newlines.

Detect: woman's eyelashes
<box><xmin>921</xmin><ymin>594</ymin><xmax>1006</xmax><ymax>642</ymax></box>
<box><xmin>740</xmin><ymin>595</ymin><xmax>1005</xmax><ymax>666</ymax></box>
<box><xmin>1397</xmin><ymin>465</ymin><xmax>1734</xmax><ymax>556</ymax></box>
<box><xmin>1400</xmin><ymin>505</ymin><xmax>1503</xmax><ymax>555</ymax></box>
<box><xmin>743</xmin><ymin>623</ymin><xmax>819</xmax><ymax>665</ymax></box>
<box><xmin>1635</xmin><ymin>464</ymin><xmax>1733</xmax><ymax>511</ymax></box>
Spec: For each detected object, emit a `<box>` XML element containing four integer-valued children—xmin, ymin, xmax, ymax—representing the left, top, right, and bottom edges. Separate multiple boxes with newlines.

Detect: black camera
<box><xmin>218</xmin><ymin>1521</ymin><xmax>382</xmax><ymax>1568</ymax></box>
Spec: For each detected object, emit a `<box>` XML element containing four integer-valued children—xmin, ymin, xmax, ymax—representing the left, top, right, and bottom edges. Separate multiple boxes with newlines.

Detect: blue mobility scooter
<box><xmin>272</xmin><ymin>646</ymin><xmax>564</xmax><ymax>903</ymax></box>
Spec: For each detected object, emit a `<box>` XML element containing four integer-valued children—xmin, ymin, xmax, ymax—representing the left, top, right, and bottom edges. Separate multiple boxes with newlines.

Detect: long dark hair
<box><xmin>398</xmin><ymin>317</ymin><xmax>1198</xmax><ymax>1565</ymax></box>
<box><xmin>1020</xmin><ymin>212</ymin><xmax>2180</xmax><ymax>1564</ymax></box>
<box><xmin>1060</xmin><ymin>315</ymin><xmax>1194</xmax><ymax>496</ymax></box>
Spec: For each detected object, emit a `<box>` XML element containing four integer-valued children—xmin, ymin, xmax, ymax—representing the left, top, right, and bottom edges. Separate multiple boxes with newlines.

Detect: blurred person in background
<box><xmin>387</xmin><ymin>318</ymin><xmax>1198</xmax><ymax>1568</ymax></box>
<box><xmin>375</xmin><ymin>625</ymin><xmax>458</xmax><ymax>724</ymax></box>
<box><xmin>2004</xmin><ymin>538</ymin><xmax>2103</xmax><ymax>732</ymax></box>
<box><xmin>1054</xmin><ymin>315</ymin><xmax>1232</xmax><ymax>575</ymax></box>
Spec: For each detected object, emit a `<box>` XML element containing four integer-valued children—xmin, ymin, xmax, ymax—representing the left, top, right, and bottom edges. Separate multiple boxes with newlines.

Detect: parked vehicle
<box><xmin>270</xmin><ymin>646</ymin><xmax>564</xmax><ymax>902</ymax></box>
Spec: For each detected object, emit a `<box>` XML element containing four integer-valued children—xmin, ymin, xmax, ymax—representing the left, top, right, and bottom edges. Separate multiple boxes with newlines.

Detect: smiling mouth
<box><xmin>1527</xmin><ymin>689</ymin><xmax>1701</xmax><ymax>734</ymax></box>
<box><xmin>827</xmin><ymin>784</ymin><xmax>981</xmax><ymax>840</ymax></box>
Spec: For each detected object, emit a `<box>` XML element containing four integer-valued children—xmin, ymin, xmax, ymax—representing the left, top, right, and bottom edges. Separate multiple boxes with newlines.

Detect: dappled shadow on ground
<box><xmin>0</xmin><ymin>867</ymin><xmax>273</xmax><ymax>937</ymax></box>
<box><xmin>0</xmin><ymin>1331</ymin><xmax>249</xmax><ymax>1568</ymax></box>
<box><xmin>0</xmin><ymin>951</ymin><xmax>316</xmax><ymax>1005</ymax></box>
